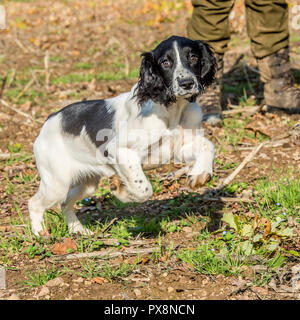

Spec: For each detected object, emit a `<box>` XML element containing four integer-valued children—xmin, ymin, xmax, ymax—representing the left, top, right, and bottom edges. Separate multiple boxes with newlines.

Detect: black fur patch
<box><xmin>48</xmin><ymin>100</ymin><xmax>115</xmax><ymax>147</ymax></box>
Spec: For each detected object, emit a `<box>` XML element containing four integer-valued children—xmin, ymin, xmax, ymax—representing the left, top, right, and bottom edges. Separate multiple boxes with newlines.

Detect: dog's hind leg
<box><xmin>29</xmin><ymin>179</ymin><xmax>69</xmax><ymax>236</ymax></box>
<box><xmin>61</xmin><ymin>176</ymin><xmax>100</xmax><ymax>235</ymax></box>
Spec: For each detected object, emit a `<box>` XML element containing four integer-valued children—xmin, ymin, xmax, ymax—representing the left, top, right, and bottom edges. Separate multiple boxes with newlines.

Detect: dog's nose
<box><xmin>177</xmin><ymin>78</ymin><xmax>195</xmax><ymax>90</ymax></box>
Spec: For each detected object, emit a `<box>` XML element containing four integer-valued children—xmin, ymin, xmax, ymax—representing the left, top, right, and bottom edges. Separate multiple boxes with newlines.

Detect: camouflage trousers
<box><xmin>187</xmin><ymin>0</ymin><xmax>289</xmax><ymax>59</ymax></box>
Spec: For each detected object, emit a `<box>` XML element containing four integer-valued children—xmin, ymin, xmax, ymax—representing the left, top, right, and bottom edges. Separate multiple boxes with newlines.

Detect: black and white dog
<box><xmin>29</xmin><ymin>36</ymin><xmax>217</xmax><ymax>236</ymax></box>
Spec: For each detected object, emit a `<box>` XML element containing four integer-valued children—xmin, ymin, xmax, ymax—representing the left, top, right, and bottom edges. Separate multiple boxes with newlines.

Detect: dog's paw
<box><xmin>69</xmin><ymin>222</ymin><xmax>94</xmax><ymax>236</ymax></box>
<box><xmin>110</xmin><ymin>174</ymin><xmax>132</xmax><ymax>203</ymax></box>
<box><xmin>110</xmin><ymin>174</ymin><xmax>122</xmax><ymax>192</ymax></box>
<box><xmin>187</xmin><ymin>172</ymin><xmax>211</xmax><ymax>189</ymax></box>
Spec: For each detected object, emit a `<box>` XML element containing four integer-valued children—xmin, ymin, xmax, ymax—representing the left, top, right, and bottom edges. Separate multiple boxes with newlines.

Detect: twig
<box><xmin>108</xmin><ymin>37</ymin><xmax>130</xmax><ymax>76</ymax></box>
<box><xmin>292</xmin><ymin>121</ymin><xmax>300</xmax><ymax>129</ymax></box>
<box><xmin>30</xmin><ymin>70</ymin><xmax>41</xmax><ymax>87</ymax></box>
<box><xmin>229</xmin><ymin>283</ymin><xmax>250</xmax><ymax>296</ymax></box>
<box><xmin>101</xmin><ymin>217</ymin><xmax>118</xmax><ymax>234</ymax></box>
<box><xmin>14</xmin><ymin>78</ymin><xmax>35</xmax><ymax>101</ymax></box>
<box><xmin>0</xmin><ymin>75</ymin><xmax>7</xmax><ymax>98</ymax></box>
<box><xmin>249</xmin><ymin>287</ymin><xmax>264</xmax><ymax>300</ymax></box>
<box><xmin>245</xmin><ymin>64</ymin><xmax>260</xmax><ymax>75</ymax></box>
<box><xmin>0</xmin><ymin>99</ymin><xmax>43</xmax><ymax>124</ymax></box>
<box><xmin>223</xmin><ymin>106</ymin><xmax>259</xmax><ymax>116</ymax></box>
<box><xmin>122</xmin><ymin>277</ymin><xmax>150</xmax><ymax>282</ymax></box>
<box><xmin>0</xmin><ymin>225</ymin><xmax>27</xmax><ymax>232</ymax></box>
<box><xmin>226</xmin><ymin>54</ymin><xmax>244</xmax><ymax>75</ymax></box>
<box><xmin>216</xmin><ymin>141</ymin><xmax>267</xmax><ymax>191</ymax></box>
<box><xmin>0</xmin><ymin>153</ymin><xmax>22</xmax><ymax>160</ymax></box>
<box><xmin>202</xmin><ymin>196</ymin><xmax>253</xmax><ymax>203</ymax></box>
<box><xmin>0</xmin><ymin>111</ymin><xmax>34</xmax><ymax>127</ymax></box>
<box><xmin>241</xmin><ymin>62</ymin><xmax>255</xmax><ymax>95</ymax></box>
<box><xmin>44</xmin><ymin>50</ymin><xmax>50</xmax><ymax>91</ymax></box>
<box><xmin>7</xmin><ymin>69</ymin><xmax>16</xmax><ymax>89</ymax></box>
<box><xmin>54</xmin><ymin>246</ymin><xmax>155</xmax><ymax>261</ymax></box>
<box><xmin>171</xmin><ymin>166</ymin><xmax>189</xmax><ymax>179</ymax></box>
<box><xmin>14</xmin><ymin>38</ymin><xmax>29</xmax><ymax>54</ymax></box>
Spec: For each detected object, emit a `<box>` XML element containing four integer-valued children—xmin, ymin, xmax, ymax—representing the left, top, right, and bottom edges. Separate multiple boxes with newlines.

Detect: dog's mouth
<box><xmin>178</xmin><ymin>91</ymin><xmax>197</xmax><ymax>97</ymax></box>
<box><xmin>175</xmin><ymin>87</ymin><xmax>200</xmax><ymax>99</ymax></box>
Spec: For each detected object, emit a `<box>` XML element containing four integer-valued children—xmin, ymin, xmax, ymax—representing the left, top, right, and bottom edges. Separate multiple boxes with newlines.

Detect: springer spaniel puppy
<box><xmin>29</xmin><ymin>36</ymin><xmax>217</xmax><ymax>236</ymax></box>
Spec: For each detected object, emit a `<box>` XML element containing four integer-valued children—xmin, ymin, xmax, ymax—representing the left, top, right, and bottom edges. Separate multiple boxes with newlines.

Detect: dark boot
<box><xmin>257</xmin><ymin>47</ymin><xmax>300</xmax><ymax>112</ymax></box>
<box><xmin>198</xmin><ymin>53</ymin><xmax>224</xmax><ymax>126</ymax></box>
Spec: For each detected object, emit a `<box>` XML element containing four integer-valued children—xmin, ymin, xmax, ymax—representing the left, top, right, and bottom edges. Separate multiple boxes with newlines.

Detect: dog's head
<box><xmin>135</xmin><ymin>36</ymin><xmax>216</xmax><ymax>107</ymax></box>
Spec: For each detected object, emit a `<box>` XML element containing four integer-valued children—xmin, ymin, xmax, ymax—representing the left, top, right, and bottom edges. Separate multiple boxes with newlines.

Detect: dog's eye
<box><xmin>161</xmin><ymin>60</ymin><xmax>171</xmax><ymax>68</ymax></box>
<box><xmin>189</xmin><ymin>54</ymin><xmax>198</xmax><ymax>64</ymax></box>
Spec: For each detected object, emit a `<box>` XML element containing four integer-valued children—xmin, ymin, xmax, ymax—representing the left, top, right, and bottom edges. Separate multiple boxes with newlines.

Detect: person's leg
<box><xmin>187</xmin><ymin>0</ymin><xmax>234</xmax><ymax>126</ymax></box>
<box><xmin>187</xmin><ymin>0</ymin><xmax>234</xmax><ymax>54</ymax></box>
<box><xmin>246</xmin><ymin>0</ymin><xmax>300</xmax><ymax>110</ymax></box>
<box><xmin>245</xmin><ymin>0</ymin><xmax>289</xmax><ymax>59</ymax></box>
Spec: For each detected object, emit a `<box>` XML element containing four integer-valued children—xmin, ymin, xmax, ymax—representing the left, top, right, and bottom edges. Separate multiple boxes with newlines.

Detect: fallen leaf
<box><xmin>39</xmin><ymin>229</ymin><xmax>51</xmax><ymax>237</ymax></box>
<box><xmin>125</xmin><ymin>256</ymin><xmax>139</xmax><ymax>265</ymax></box>
<box><xmin>261</xmin><ymin>218</ymin><xmax>271</xmax><ymax>239</ymax></box>
<box><xmin>0</xmin><ymin>225</ymin><xmax>12</xmax><ymax>232</ymax></box>
<box><xmin>141</xmin><ymin>257</ymin><xmax>149</xmax><ymax>265</ymax></box>
<box><xmin>51</xmin><ymin>237</ymin><xmax>77</xmax><ymax>255</ymax></box>
<box><xmin>159</xmin><ymin>252</ymin><xmax>169</xmax><ymax>262</ymax></box>
<box><xmin>91</xmin><ymin>277</ymin><xmax>109</xmax><ymax>285</ymax></box>
<box><xmin>71</xmin><ymin>50</ymin><xmax>80</xmax><ymax>56</ymax></box>
<box><xmin>241</xmin><ymin>224</ymin><xmax>253</xmax><ymax>237</ymax></box>
<box><xmin>276</xmin><ymin>227</ymin><xmax>294</xmax><ymax>237</ymax></box>
<box><xmin>221</xmin><ymin>212</ymin><xmax>239</xmax><ymax>231</ymax></box>
<box><xmin>252</xmin><ymin>213</ymin><xmax>260</xmax><ymax>231</ymax></box>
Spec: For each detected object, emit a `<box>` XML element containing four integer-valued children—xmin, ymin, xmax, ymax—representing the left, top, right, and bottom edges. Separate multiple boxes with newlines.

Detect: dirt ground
<box><xmin>0</xmin><ymin>0</ymin><xmax>300</xmax><ymax>301</ymax></box>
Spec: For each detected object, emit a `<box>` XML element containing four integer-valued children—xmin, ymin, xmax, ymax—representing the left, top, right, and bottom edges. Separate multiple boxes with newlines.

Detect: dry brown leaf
<box><xmin>71</xmin><ymin>50</ymin><xmax>80</xmax><ymax>56</ymax></box>
<box><xmin>253</xmin><ymin>213</ymin><xmax>260</xmax><ymax>231</ymax></box>
<box><xmin>111</xmin><ymin>255</ymin><xmax>124</xmax><ymax>264</ymax></box>
<box><xmin>0</xmin><ymin>225</ymin><xmax>12</xmax><ymax>232</ymax></box>
<box><xmin>159</xmin><ymin>252</ymin><xmax>168</xmax><ymax>262</ymax></box>
<box><xmin>261</xmin><ymin>218</ymin><xmax>271</xmax><ymax>239</ymax></box>
<box><xmin>39</xmin><ymin>229</ymin><xmax>51</xmax><ymax>237</ymax></box>
<box><xmin>20</xmin><ymin>101</ymin><xmax>31</xmax><ymax>111</ymax></box>
<box><xmin>141</xmin><ymin>257</ymin><xmax>149</xmax><ymax>265</ymax></box>
<box><xmin>91</xmin><ymin>277</ymin><xmax>109</xmax><ymax>285</ymax></box>
<box><xmin>125</xmin><ymin>256</ymin><xmax>139</xmax><ymax>265</ymax></box>
<box><xmin>51</xmin><ymin>237</ymin><xmax>77</xmax><ymax>255</ymax></box>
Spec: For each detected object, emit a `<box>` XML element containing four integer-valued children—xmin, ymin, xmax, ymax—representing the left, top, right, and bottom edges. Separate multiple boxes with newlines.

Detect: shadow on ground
<box><xmin>77</xmin><ymin>187</ymin><xmax>231</xmax><ymax>237</ymax></box>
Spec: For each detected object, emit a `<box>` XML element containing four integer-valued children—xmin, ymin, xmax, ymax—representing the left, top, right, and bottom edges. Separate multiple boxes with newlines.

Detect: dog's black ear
<box><xmin>196</xmin><ymin>41</ymin><xmax>217</xmax><ymax>89</ymax></box>
<box><xmin>135</xmin><ymin>51</ymin><xmax>175</xmax><ymax>107</ymax></box>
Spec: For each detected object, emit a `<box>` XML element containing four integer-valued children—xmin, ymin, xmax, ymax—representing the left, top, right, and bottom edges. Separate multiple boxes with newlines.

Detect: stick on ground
<box><xmin>215</xmin><ymin>141</ymin><xmax>267</xmax><ymax>191</ymax></box>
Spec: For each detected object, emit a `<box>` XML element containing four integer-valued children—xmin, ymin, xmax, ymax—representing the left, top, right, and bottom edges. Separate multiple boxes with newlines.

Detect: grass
<box><xmin>254</xmin><ymin>176</ymin><xmax>300</xmax><ymax>218</ymax></box>
<box><xmin>149</xmin><ymin>176</ymin><xmax>164</xmax><ymax>194</ymax></box>
<box><xmin>74</xmin><ymin>62</ymin><xmax>93</xmax><ymax>70</ymax></box>
<box><xmin>290</xmin><ymin>36</ymin><xmax>300</xmax><ymax>42</ymax></box>
<box><xmin>78</xmin><ymin>259</ymin><xmax>134</xmax><ymax>282</ymax></box>
<box><xmin>43</xmin><ymin>211</ymin><xmax>70</xmax><ymax>239</ymax></box>
<box><xmin>177</xmin><ymin>240</ymin><xmax>245</xmax><ymax>276</ymax></box>
<box><xmin>49</xmin><ymin>56</ymin><xmax>65</xmax><ymax>63</ymax></box>
<box><xmin>52</xmin><ymin>69</ymin><xmax>139</xmax><ymax>85</ymax></box>
<box><xmin>0</xmin><ymin>173</ymin><xmax>297</xmax><ymax>288</ymax></box>
<box><xmin>23</xmin><ymin>266</ymin><xmax>64</xmax><ymax>287</ymax></box>
<box><xmin>220</xmin><ymin>116</ymin><xmax>269</xmax><ymax>147</ymax></box>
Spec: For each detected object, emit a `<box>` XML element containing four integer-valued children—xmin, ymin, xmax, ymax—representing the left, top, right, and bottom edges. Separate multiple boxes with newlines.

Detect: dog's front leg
<box><xmin>112</xmin><ymin>148</ymin><xmax>153</xmax><ymax>203</ymax></box>
<box><xmin>175</xmin><ymin>132</ymin><xmax>215</xmax><ymax>189</ymax></box>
